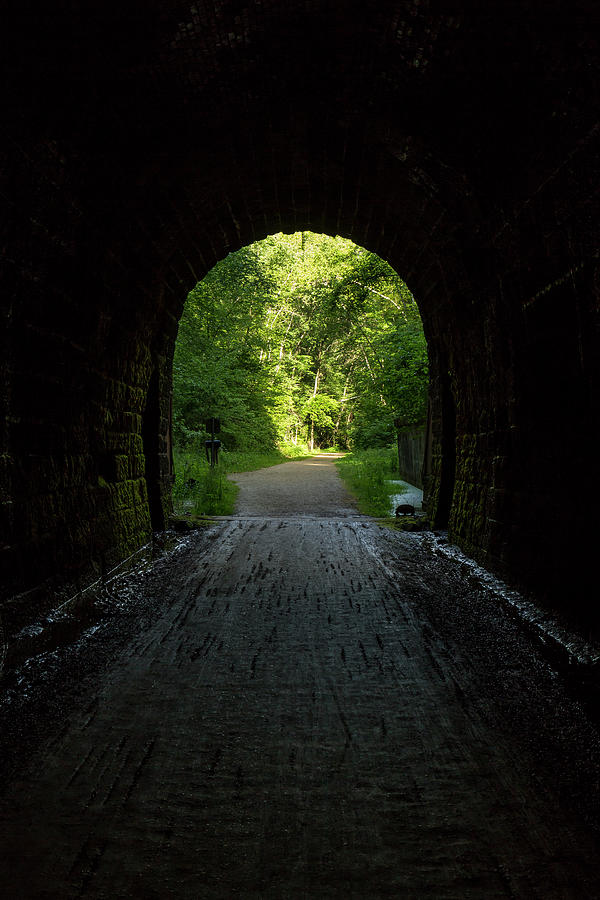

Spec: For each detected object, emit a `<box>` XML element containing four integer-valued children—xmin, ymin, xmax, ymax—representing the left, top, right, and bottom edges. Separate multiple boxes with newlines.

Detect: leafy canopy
<box><xmin>173</xmin><ymin>232</ymin><xmax>428</xmax><ymax>453</ymax></box>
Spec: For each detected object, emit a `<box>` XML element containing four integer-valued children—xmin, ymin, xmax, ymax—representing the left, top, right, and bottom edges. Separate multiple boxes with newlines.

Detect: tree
<box><xmin>172</xmin><ymin>232</ymin><xmax>429</xmax><ymax>453</ymax></box>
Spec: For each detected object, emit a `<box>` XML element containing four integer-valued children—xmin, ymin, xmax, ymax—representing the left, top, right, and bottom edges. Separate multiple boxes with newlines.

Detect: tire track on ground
<box><xmin>0</xmin><ymin>458</ymin><xmax>599</xmax><ymax>897</ymax></box>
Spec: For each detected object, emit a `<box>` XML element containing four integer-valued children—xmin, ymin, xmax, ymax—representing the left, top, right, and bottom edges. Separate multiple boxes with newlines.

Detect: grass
<box><xmin>335</xmin><ymin>447</ymin><xmax>405</xmax><ymax>517</ymax></box>
<box><xmin>172</xmin><ymin>445</ymin><xmax>310</xmax><ymax>517</ymax></box>
<box><xmin>173</xmin><ymin>444</ymin><xmax>405</xmax><ymax>520</ymax></box>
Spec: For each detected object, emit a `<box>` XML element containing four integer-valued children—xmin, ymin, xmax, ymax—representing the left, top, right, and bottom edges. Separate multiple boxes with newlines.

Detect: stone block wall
<box><xmin>0</xmin><ymin>138</ymin><xmax>175</xmax><ymax>637</ymax></box>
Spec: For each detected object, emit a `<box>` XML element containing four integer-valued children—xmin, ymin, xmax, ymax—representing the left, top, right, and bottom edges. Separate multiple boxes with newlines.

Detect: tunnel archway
<box><xmin>169</xmin><ymin>230</ymin><xmax>431</xmax><ymax>486</ymax></box>
<box><xmin>1</xmin><ymin>2</ymin><xmax>598</xmax><ymax>641</ymax></box>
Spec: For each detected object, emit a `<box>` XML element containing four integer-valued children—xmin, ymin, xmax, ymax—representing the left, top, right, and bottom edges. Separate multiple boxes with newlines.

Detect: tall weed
<box><xmin>172</xmin><ymin>445</ymin><xmax>310</xmax><ymax>517</ymax></box>
<box><xmin>335</xmin><ymin>447</ymin><xmax>402</xmax><ymax>516</ymax></box>
<box><xmin>172</xmin><ymin>450</ymin><xmax>237</xmax><ymax>516</ymax></box>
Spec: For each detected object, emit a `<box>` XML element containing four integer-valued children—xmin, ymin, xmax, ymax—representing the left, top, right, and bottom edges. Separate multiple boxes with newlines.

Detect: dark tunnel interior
<box><xmin>1</xmin><ymin>1</ymin><xmax>599</xmax><ymax>644</ymax></box>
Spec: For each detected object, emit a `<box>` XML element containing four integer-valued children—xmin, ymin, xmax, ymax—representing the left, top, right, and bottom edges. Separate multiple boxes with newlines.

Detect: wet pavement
<box><xmin>1</xmin><ymin>457</ymin><xmax>600</xmax><ymax>898</ymax></box>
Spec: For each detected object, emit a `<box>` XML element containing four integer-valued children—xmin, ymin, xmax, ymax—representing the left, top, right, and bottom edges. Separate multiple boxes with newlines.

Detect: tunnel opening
<box><xmin>169</xmin><ymin>231</ymin><xmax>430</xmax><ymax>519</ymax></box>
<box><xmin>1</xmin><ymin>0</ymin><xmax>597</xmax><ymax>644</ymax></box>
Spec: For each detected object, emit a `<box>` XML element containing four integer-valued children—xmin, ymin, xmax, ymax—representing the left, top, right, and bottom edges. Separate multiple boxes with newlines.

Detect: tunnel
<box><xmin>1</xmin><ymin>1</ymin><xmax>599</xmax><ymax>644</ymax></box>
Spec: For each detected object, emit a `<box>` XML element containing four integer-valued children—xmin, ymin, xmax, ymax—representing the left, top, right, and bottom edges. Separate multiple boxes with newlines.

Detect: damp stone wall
<box><xmin>395</xmin><ymin>426</ymin><xmax>426</xmax><ymax>490</ymax></box>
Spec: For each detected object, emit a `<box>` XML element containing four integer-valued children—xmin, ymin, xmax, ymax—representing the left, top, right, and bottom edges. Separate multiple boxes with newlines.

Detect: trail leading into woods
<box><xmin>228</xmin><ymin>452</ymin><xmax>357</xmax><ymax>517</ymax></box>
<box><xmin>1</xmin><ymin>456</ymin><xmax>600</xmax><ymax>898</ymax></box>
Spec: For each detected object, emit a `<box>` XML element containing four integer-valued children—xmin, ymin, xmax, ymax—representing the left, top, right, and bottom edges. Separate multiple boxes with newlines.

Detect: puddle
<box><xmin>388</xmin><ymin>479</ymin><xmax>424</xmax><ymax>514</ymax></box>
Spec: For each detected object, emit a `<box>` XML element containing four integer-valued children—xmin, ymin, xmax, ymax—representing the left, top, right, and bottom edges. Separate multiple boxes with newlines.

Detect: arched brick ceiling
<box><xmin>7</xmin><ymin>0</ymin><xmax>596</xmax><ymax>289</ymax></box>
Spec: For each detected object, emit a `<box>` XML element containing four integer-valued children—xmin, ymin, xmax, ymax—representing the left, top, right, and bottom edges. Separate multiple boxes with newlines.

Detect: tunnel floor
<box><xmin>1</xmin><ymin>459</ymin><xmax>600</xmax><ymax>897</ymax></box>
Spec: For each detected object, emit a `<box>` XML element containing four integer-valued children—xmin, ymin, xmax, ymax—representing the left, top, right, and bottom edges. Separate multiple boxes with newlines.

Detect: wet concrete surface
<box><xmin>1</xmin><ymin>458</ymin><xmax>600</xmax><ymax>897</ymax></box>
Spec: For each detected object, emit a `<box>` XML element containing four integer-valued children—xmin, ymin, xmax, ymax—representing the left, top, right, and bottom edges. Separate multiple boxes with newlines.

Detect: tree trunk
<box><xmin>312</xmin><ymin>365</ymin><xmax>321</xmax><ymax>398</ymax></box>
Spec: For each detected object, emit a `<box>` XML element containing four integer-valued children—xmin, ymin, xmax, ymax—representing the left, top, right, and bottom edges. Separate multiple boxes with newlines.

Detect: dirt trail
<box><xmin>1</xmin><ymin>461</ymin><xmax>600</xmax><ymax>897</ymax></box>
<box><xmin>228</xmin><ymin>452</ymin><xmax>358</xmax><ymax>516</ymax></box>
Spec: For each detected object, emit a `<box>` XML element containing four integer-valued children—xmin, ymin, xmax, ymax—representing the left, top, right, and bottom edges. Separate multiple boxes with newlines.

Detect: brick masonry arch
<box><xmin>1</xmin><ymin>1</ymin><xmax>598</xmax><ymax>637</ymax></box>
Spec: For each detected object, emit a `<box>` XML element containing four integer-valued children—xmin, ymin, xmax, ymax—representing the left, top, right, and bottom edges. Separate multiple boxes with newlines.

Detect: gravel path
<box><xmin>1</xmin><ymin>460</ymin><xmax>600</xmax><ymax>897</ymax></box>
<box><xmin>229</xmin><ymin>453</ymin><xmax>358</xmax><ymax>516</ymax></box>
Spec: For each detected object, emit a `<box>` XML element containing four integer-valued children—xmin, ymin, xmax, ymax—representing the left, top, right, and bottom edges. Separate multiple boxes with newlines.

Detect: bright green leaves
<box><xmin>302</xmin><ymin>394</ymin><xmax>340</xmax><ymax>428</ymax></box>
<box><xmin>172</xmin><ymin>231</ymin><xmax>428</xmax><ymax>453</ymax></box>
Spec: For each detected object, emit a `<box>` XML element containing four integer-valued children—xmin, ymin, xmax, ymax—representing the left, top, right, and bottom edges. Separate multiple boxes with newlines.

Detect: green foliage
<box><xmin>172</xmin><ymin>231</ymin><xmax>428</xmax><ymax>461</ymax></box>
<box><xmin>335</xmin><ymin>449</ymin><xmax>404</xmax><ymax>517</ymax></box>
<box><xmin>349</xmin><ymin>416</ymin><xmax>397</xmax><ymax>451</ymax></box>
<box><xmin>172</xmin><ymin>445</ymin><xmax>311</xmax><ymax>517</ymax></box>
<box><xmin>171</xmin><ymin>450</ymin><xmax>238</xmax><ymax>516</ymax></box>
